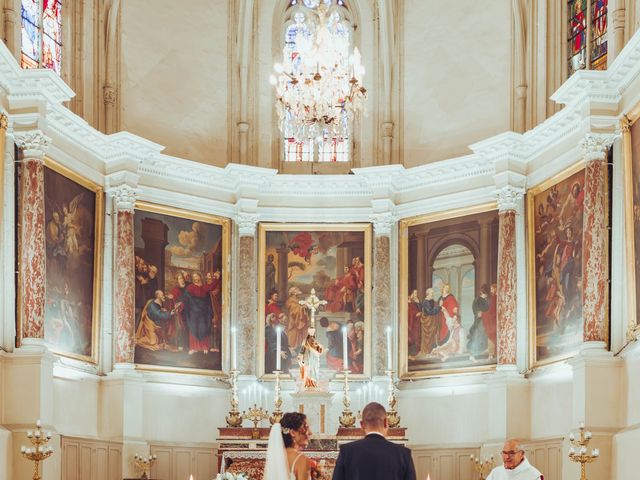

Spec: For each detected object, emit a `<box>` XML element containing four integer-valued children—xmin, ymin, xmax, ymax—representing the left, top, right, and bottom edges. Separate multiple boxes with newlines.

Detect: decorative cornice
<box><xmin>14</xmin><ymin>130</ymin><xmax>51</xmax><ymax>161</ymax></box>
<box><xmin>580</xmin><ymin>133</ymin><xmax>616</xmax><ymax>162</ymax></box>
<box><xmin>496</xmin><ymin>186</ymin><xmax>525</xmax><ymax>212</ymax></box>
<box><xmin>109</xmin><ymin>184</ymin><xmax>138</xmax><ymax>212</ymax></box>
<box><xmin>371</xmin><ymin>212</ymin><xmax>397</xmax><ymax>236</ymax></box>
<box><xmin>236</xmin><ymin>212</ymin><xmax>259</xmax><ymax>237</ymax></box>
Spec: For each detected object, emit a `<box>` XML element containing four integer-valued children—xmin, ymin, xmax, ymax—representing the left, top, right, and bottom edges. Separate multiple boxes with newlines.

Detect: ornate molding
<box><xmin>0</xmin><ymin>113</ymin><xmax>7</xmax><ymax>130</ymax></box>
<box><xmin>109</xmin><ymin>184</ymin><xmax>137</xmax><ymax>212</ymax></box>
<box><xmin>237</xmin><ymin>212</ymin><xmax>259</xmax><ymax>237</ymax></box>
<box><xmin>14</xmin><ymin>130</ymin><xmax>51</xmax><ymax>161</ymax></box>
<box><xmin>580</xmin><ymin>133</ymin><xmax>616</xmax><ymax>163</ymax></box>
<box><xmin>371</xmin><ymin>213</ymin><xmax>396</xmax><ymax>236</ymax></box>
<box><xmin>103</xmin><ymin>85</ymin><xmax>117</xmax><ymax>106</ymax></box>
<box><xmin>496</xmin><ymin>186</ymin><xmax>525</xmax><ymax>212</ymax></box>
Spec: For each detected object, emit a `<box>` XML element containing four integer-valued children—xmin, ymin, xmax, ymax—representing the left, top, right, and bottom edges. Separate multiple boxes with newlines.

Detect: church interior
<box><xmin>2</xmin><ymin>0</ymin><xmax>640</xmax><ymax>479</ymax></box>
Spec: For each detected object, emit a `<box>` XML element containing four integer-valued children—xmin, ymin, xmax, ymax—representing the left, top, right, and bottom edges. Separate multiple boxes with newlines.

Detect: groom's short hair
<box><xmin>362</xmin><ymin>402</ymin><xmax>387</xmax><ymax>428</ymax></box>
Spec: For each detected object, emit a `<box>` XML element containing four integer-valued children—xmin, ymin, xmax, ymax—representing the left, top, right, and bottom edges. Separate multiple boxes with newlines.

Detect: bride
<box><xmin>264</xmin><ymin>412</ymin><xmax>312</xmax><ymax>480</ymax></box>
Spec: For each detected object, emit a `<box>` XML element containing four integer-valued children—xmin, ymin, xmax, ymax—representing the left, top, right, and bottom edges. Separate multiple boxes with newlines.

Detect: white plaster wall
<box><xmin>53</xmin><ymin>377</ymin><xmax>100</xmax><ymax>438</ymax></box>
<box><xmin>142</xmin><ymin>383</ymin><xmax>228</xmax><ymax>443</ymax></box>
<box><xmin>529</xmin><ymin>371</ymin><xmax>573</xmax><ymax>439</ymax></box>
<box><xmin>401</xmin><ymin>0</ymin><xmax>512</xmax><ymax>166</ymax></box>
<box><xmin>120</xmin><ymin>0</ymin><xmax>229</xmax><ymax>165</ymax></box>
<box><xmin>401</xmin><ymin>384</ymin><xmax>489</xmax><ymax>445</ymax></box>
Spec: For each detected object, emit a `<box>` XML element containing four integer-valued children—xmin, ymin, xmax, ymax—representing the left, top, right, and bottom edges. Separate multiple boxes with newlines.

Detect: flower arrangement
<box><xmin>214</xmin><ymin>473</ymin><xmax>249</xmax><ymax>480</ymax></box>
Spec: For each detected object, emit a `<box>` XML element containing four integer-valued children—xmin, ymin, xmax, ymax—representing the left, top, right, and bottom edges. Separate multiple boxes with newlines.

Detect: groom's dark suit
<box><xmin>331</xmin><ymin>432</ymin><xmax>417</xmax><ymax>480</ymax></box>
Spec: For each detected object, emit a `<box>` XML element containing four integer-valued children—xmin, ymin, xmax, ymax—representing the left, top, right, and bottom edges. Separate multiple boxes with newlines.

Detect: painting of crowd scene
<box><xmin>530</xmin><ymin>168</ymin><xmax>585</xmax><ymax>364</ymax></box>
<box><xmin>401</xmin><ymin>209</ymin><xmax>499</xmax><ymax>377</ymax></box>
<box><xmin>43</xmin><ymin>164</ymin><xmax>102</xmax><ymax>361</ymax></box>
<box><xmin>259</xmin><ymin>224</ymin><xmax>371</xmax><ymax>379</ymax></box>
<box><xmin>133</xmin><ymin>206</ymin><xmax>229</xmax><ymax>372</ymax></box>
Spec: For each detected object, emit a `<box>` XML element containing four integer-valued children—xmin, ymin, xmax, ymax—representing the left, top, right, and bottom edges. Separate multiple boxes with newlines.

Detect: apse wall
<box><xmin>2</xmin><ymin>21</ymin><xmax>640</xmax><ymax>480</ymax></box>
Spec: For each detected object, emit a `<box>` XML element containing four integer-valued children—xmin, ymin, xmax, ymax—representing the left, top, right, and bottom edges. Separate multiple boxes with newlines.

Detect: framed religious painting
<box><xmin>399</xmin><ymin>204</ymin><xmax>499</xmax><ymax>379</ymax></box>
<box><xmin>527</xmin><ymin>163</ymin><xmax>586</xmax><ymax>367</ymax></box>
<box><xmin>624</xmin><ymin>102</ymin><xmax>640</xmax><ymax>341</ymax></box>
<box><xmin>257</xmin><ymin>223</ymin><xmax>372</xmax><ymax>381</ymax></box>
<box><xmin>133</xmin><ymin>202</ymin><xmax>230</xmax><ymax>375</ymax></box>
<box><xmin>18</xmin><ymin>159</ymin><xmax>103</xmax><ymax>362</ymax></box>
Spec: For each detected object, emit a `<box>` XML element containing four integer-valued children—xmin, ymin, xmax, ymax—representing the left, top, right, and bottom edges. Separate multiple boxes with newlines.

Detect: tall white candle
<box><xmin>276</xmin><ymin>326</ymin><xmax>282</xmax><ymax>371</ymax></box>
<box><xmin>231</xmin><ymin>327</ymin><xmax>237</xmax><ymax>371</ymax></box>
<box><xmin>386</xmin><ymin>326</ymin><xmax>392</xmax><ymax>371</ymax></box>
<box><xmin>342</xmin><ymin>325</ymin><xmax>348</xmax><ymax>370</ymax></box>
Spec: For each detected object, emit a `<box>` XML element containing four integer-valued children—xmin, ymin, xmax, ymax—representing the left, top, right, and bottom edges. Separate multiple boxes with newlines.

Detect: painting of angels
<box><xmin>43</xmin><ymin>162</ymin><xmax>102</xmax><ymax>361</ymax></box>
<box><xmin>528</xmin><ymin>166</ymin><xmax>585</xmax><ymax>365</ymax></box>
<box><xmin>133</xmin><ymin>204</ymin><xmax>230</xmax><ymax>373</ymax></box>
<box><xmin>400</xmin><ymin>206</ymin><xmax>499</xmax><ymax>378</ymax></box>
<box><xmin>258</xmin><ymin>224</ymin><xmax>371</xmax><ymax>380</ymax></box>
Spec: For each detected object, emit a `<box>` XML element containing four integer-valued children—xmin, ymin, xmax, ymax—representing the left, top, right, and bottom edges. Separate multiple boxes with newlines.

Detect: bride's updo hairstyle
<box><xmin>280</xmin><ymin>412</ymin><xmax>307</xmax><ymax>448</ymax></box>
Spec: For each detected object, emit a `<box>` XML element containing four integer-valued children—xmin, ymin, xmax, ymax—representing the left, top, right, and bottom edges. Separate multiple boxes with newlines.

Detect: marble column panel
<box><xmin>114</xmin><ymin>209</ymin><xmax>135</xmax><ymax>363</ymax></box>
<box><xmin>496</xmin><ymin>209</ymin><xmax>517</xmax><ymax>365</ymax></box>
<box><xmin>373</xmin><ymin>234</ymin><xmax>391</xmax><ymax>375</ymax></box>
<box><xmin>15</xmin><ymin>131</ymin><xmax>50</xmax><ymax>340</ymax></box>
<box><xmin>111</xmin><ymin>186</ymin><xmax>137</xmax><ymax>364</ymax></box>
<box><xmin>236</xmin><ymin>213</ymin><xmax>259</xmax><ymax>375</ymax></box>
<box><xmin>582</xmin><ymin>158</ymin><xmax>609</xmax><ymax>343</ymax></box>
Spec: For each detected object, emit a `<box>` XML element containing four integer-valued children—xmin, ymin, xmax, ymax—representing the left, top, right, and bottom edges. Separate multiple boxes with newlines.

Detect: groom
<box><xmin>332</xmin><ymin>402</ymin><xmax>416</xmax><ymax>480</ymax></box>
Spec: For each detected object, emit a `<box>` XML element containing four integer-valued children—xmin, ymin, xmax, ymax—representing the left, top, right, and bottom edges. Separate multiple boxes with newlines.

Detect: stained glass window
<box><xmin>281</xmin><ymin>0</ymin><xmax>353</xmax><ymax>163</ymax></box>
<box><xmin>21</xmin><ymin>0</ymin><xmax>62</xmax><ymax>75</ymax></box>
<box><xmin>567</xmin><ymin>0</ymin><xmax>607</xmax><ymax>75</ymax></box>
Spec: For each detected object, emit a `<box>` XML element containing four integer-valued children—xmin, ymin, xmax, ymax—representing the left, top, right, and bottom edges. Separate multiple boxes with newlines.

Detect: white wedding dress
<box><xmin>264</xmin><ymin>424</ymin><xmax>308</xmax><ymax>480</ymax></box>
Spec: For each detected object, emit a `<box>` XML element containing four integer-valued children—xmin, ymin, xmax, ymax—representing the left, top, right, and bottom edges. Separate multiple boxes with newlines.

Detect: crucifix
<box><xmin>299</xmin><ymin>288</ymin><xmax>327</xmax><ymax>328</ymax></box>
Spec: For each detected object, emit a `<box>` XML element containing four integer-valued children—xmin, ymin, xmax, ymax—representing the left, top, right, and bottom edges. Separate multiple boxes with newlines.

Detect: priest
<box><xmin>487</xmin><ymin>439</ymin><xmax>543</xmax><ymax>480</ymax></box>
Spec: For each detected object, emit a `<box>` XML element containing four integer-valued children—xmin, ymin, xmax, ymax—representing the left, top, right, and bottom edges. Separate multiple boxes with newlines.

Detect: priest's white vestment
<box><xmin>486</xmin><ymin>458</ymin><xmax>543</xmax><ymax>480</ymax></box>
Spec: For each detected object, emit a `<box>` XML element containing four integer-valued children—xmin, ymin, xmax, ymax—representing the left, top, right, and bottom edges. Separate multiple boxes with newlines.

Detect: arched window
<box><xmin>279</xmin><ymin>0</ymin><xmax>356</xmax><ymax>163</ymax></box>
<box><xmin>567</xmin><ymin>0</ymin><xmax>607</xmax><ymax>75</ymax></box>
<box><xmin>21</xmin><ymin>0</ymin><xmax>62</xmax><ymax>74</ymax></box>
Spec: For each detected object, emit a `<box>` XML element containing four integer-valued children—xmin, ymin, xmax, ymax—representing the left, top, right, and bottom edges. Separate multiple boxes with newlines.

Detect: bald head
<box><xmin>361</xmin><ymin>402</ymin><xmax>388</xmax><ymax>435</ymax></box>
<box><xmin>501</xmin><ymin>438</ymin><xmax>525</xmax><ymax>470</ymax></box>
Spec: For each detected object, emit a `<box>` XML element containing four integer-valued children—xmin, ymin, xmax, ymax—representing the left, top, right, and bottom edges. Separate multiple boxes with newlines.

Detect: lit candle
<box><xmin>231</xmin><ymin>327</ymin><xmax>237</xmax><ymax>371</ymax></box>
<box><xmin>276</xmin><ymin>326</ymin><xmax>282</xmax><ymax>372</ymax></box>
<box><xmin>36</xmin><ymin>419</ymin><xmax>41</xmax><ymax>428</ymax></box>
<box><xmin>579</xmin><ymin>421</ymin><xmax>585</xmax><ymax>429</ymax></box>
<box><xmin>189</xmin><ymin>475</ymin><xmax>194</xmax><ymax>480</ymax></box>
<box><xmin>593</xmin><ymin>448</ymin><xmax>599</xmax><ymax>457</ymax></box>
<box><xmin>569</xmin><ymin>432</ymin><xmax>575</xmax><ymax>441</ymax></box>
<box><xmin>427</xmin><ymin>474</ymin><xmax>431</xmax><ymax>480</ymax></box>
<box><xmin>342</xmin><ymin>325</ymin><xmax>348</xmax><ymax>370</ymax></box>
<box><xmin>386</xmin><ymin>326</ymin><xmax>392</xmax><ymax>371</ymax></box>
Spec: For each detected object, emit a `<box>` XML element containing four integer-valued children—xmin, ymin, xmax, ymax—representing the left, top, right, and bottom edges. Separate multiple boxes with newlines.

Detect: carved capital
<box><xmin>371</xmin><ymin>213</ymin><xmax>396</xmax><ymax>236</ymax></box>
<box><xmin>237</xmin><ymin>122</ymin><xmax>250</xmax><ymax>133</ymax></box>
<box><xmin>496</xmin><ymin>185</ymin><xmax>524</xmax><ymax>212</ymax></box>
<box><xmin>14</xmin><ymin>130</ymin><xmax>51</xmax><ymax>162</ymax></box>
<box><xmin>109</xmin><ymin>184</ymin><xmax>137</xmax><ymax>212</ymax></box>
<box><xmin>580</xmin><ymin>133</ymin><xmax>615</xmax><ymax>163</ymax></box>
<box><xmin>237</xmin><ymin>212</ymin><xmax>259</xmax><ymax>237</ymax></box>
<box><xmin>103</xmin><ymin>85</ymin><xmax>117</xmax><ymax>106</ymax></box>
<box><xmin>0</xmin><ymin>113</ymin><xmax>8</xmax><ymax>131</ymax></box>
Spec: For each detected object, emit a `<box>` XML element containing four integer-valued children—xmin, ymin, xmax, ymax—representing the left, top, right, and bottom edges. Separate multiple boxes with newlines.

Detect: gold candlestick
<box><xmin>243</xmin><ymin>405</ymin><xmax>269</xmax><ymax>439</ymax></box>
<box><xmin>339</xmin><ymin>370</ymin><xmax>356</xmax><ymax>428</ymax></box>
<box><xmin>568</xmin><ymin>423</ymin><xmax>600</xmax><ymax>480</ymax></box>
<box><xmin>226</xmin><ymin>369</ymin><xmax>243</xmax><ymax>427</ymax></box>
<box><xmin>469</xmin><ymin>454</ymin><xmax>495</xmax><ymax>480</ymax></box>
<box><xmin>385</xmin><ymin>370</ymin><xmax>401</xmax><ymax>428</ymax></box>
<box><xmin>269</xmin><ymin>370</ymin><xmax>284</xmax><ymax>425</ymax></box>
<box><xmin>20</xmin><ymin>421</ymin><xmax>54</xmax><ymax>480</ymax></box>
<box><xmin>133</xmin><ymin>454</ymin><xmax>157</xmax><ymax>480</ymax></box>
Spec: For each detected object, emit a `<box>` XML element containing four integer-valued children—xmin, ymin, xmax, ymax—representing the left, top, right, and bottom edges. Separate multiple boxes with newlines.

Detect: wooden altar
<box><xmin>217</xmin><ymin>427</ymin><xmax>408</xmax><ymax>479</ymax></box>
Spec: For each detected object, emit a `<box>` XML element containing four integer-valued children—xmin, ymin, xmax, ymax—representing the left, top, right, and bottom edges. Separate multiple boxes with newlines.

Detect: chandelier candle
<box><xmin>276</xmin><ymin>325</ymin><xmax>282</xmax><ymax>372</ymax></box>
<box><xmin>386</xmin><ymin>326</ymin><xmax>392</xmax><ymax>371</ymax></box>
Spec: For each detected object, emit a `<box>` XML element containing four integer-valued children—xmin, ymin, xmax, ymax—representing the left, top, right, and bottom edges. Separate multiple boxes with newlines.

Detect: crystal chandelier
<box><xmin>270</xmin><ymin>0</ymin><xmax>366</xmax><ymax>144</ymax></box>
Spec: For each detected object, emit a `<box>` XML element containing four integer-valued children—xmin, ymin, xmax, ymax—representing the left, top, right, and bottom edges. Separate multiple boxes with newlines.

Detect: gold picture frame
<box><xmin>527</xmin><ymin>162</ymin><xmax>586</xmax><ymax>368</ymax></box>
<box><xmin>398</xmin><ymin>203</ymin><xmax>499</xmax><ymax>379</ymax></box>
<box><xmin>257</xmin><ymin>223</ymin><xmax>372</xmax><ymax>379</ymax></box>
<box><xmin>133</xmin><ymin>201</ymin><xmax>231</xmax><ymax>376</ymax></box>
<box><xmin>17</xmin><ymin>157</ymin><xmax>104</xmax><ymax>364</ymax></box>
<box><xmin>623</xmin><ymin>101</ymin><xmax>640</xmax><ymax>342</ymax></box>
